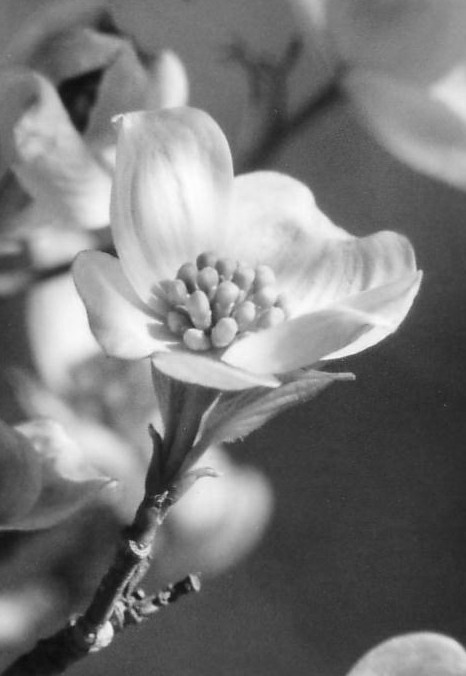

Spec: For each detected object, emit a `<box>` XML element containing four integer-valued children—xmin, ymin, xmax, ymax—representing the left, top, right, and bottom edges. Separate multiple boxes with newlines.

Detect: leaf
<box><xmin>2</xmin><ymin>418</ymin><xmax>113</xmax><ymax>531</ymax></box>
<box><xmin>183</xmin><ymin>370</ymin><xmax>354</xmax><ymax>471</ymax></box>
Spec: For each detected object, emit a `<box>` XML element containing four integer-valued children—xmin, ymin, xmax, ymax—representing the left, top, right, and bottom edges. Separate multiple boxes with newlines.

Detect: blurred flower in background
<box><xmin>289</xmin><ymin>0</ymin><xmax>466</xmax><ymax>189</ymax></box>
<box><xmin>161</xmin><ymin>445</ymin><xmax>274</xmax><ymax>579</ymax></box>
<box><xmin>0</xmin><ymin>0</ymin><xmax>188</xmax><ymax>269</ymax></box>
<box><xmin>0</xmin><ymin>416</ymin><xmax>112</xmax><ymax>532</ymax></box>
<box><xmin>346</xmin><ymin>632</ymin><xmax>466</xmax><ymax>676</ymax></box>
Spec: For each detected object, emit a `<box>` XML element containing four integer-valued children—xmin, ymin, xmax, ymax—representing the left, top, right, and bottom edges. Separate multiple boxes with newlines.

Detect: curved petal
<box><xmin>111</xmin><ymin>107</ymin><xmax>234</xmax><ymax>307</ymax></box>
<box><xmin>228</xmin><ymin>172</ymin><xmax>417</xmax><ymax>315</ymax></box>
<box><xmin>222</xmin><ymin>307</ymin><xmax>379</xmax><ymax>375</ymax></box>
<box><xmin>11</xmin><ymin>419</ymin><xmax>112</xmax><ymax>532</ymax></box>
<box><xmin>72</xmin><ymin>250</ymin><xmax>174</xmax><ymax>359</ymax></box>
<box><xmin>0</xmin><ymin>69</ymin><xmax>111</xmax><ymax>228</ymax></box>
<box><xmin>144</xmin><ymin>50</ymin><xmax>189</xmax><ymax>111</ymax></box>
<box><xmin>323</xmin><ymin>270</ymin><xmax>422</xmax><ymax>360</ymax></box>
<box><xmin>347</xmin><ymin>632</ymin><xmax>466</xmax><ymax>676</ymax></box>
<box><xmin>346</xmin><ymin>68</ymin><xmax>466</xmax><ymax>189</ymax></box>
<box><xmin>152</xmin><ymin>352</ymin><xmax>280</xmax><ymax>391</ymax></box>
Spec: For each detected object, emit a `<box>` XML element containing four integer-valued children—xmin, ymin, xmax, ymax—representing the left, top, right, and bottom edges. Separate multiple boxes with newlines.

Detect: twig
<box><xmin>111</xmin><ymin>575</ymin><xmax>201</xmax><ymax>633</ymax></box>
<box><xmin>2</xmin><ymin>576</ymin><xmax>200</xmax><ymax>676</ymax></box>
<box><xmin>1</xmin><ymin>431</ymin><xmax>200</xmax><ymax>676</ymax></box>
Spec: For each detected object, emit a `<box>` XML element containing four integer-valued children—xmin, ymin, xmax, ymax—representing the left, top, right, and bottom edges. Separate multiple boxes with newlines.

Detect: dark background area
<box><xmin>1</xmin><ymin>1</ymin><xmax>466</xmax><ymax>674</ymax></box>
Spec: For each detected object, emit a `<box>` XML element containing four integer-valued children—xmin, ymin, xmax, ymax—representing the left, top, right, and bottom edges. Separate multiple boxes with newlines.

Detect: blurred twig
<box><xmin>239</xmin><ymin>77</ymin><xmax>343</xmax><ymax>171</ymax></box>
<box><xmin>224</xmin><ymin>36</ymin><xmax>344</xmax><ymax>171</ymax></box>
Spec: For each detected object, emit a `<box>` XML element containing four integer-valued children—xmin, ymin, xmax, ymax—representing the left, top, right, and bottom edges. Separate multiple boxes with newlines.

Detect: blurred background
<box><xmin>1</xmin><ymin>1</ymin><xmax>466</xmax><ymax>675</ymax></box>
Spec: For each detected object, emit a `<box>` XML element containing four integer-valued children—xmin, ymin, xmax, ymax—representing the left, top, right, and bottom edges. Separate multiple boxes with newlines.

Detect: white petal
<box><xmin>144</xmin><ymin>50</ymin><xmax>190</xmax><ymax>110</ymax></box>
<box><xmin>73</xmin><ymin>250</ymin><xmax>174</xmax><ymax>359</ymax></box>
<box><xmin>347</xmin><ymin>68</ymin><xmax>466</xmax><ymax>189</ymax></box>
<box><xmin>228</xmin><ymin>172</ymin><xmax>417</xmax><ymax>316</ymax></box>
<box><xmin>152</xmin><ymin>352</ymin><xmax>280</xmax><ymax>391</ymax></box>
<box><xmin>111</xmin><ymin>107</ymin><xmax>234</xmax><ymax>307</ymax></box>
<box><xmin>228</xmin><ymin>171</ymin><xmax>347</xmax><ymax>273</ymax></box>
<box><xmin>323</xmin><ymin>270</ymin><xmax>422</xmax><ymax>360</ymax></box>
<box><xmin>0</xmin><ymin>69</ymin><xmax>111</xmax><ymax>228</ymax></box>
<box><xmin>222</xmin><ymin>307</ymin><xmax>378</xmax><ymax>375</ymax></box>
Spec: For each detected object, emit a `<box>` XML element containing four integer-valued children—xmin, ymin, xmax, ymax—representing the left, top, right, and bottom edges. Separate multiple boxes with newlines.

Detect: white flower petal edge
<box><xmin>0</xmin><ymin>68</ymin><xmax>111</xmax><ymax>227</ymax></box>
<box><xmin>73</xmin><ymin>250</ymin><xmax>174</xmax><ymax>360</ymax></box>
<box><xmin>111</xmin><ymin>108</ymin><xmax>234</xmax><ymax>308</ymax></box>
<box><xmin>223</xmin><ymin>271</ymin><xmax>421</xmax><ymax>374</ymax></box>
<box><xmin>152</xmin><ymin>352</ymin><xmax>280</xmax><ymax>391</ymax></box>
<box><xmin>144</xmin><ymin>50</ymin><xmax>190</xmax><ymax>111</ymax></box>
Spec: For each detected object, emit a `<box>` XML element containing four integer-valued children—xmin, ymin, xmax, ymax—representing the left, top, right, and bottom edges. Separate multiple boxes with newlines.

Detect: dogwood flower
<box><xmin>74</xmin><ymin>106</ymin><xmax>421</xmax><ymax>393</ymax></box>
<box><xmin>0</xmin><ymin>0</ymin><xmax>188</xmax><ymax>267</ymax></box>
<box><xmin>290</xmin><ymin>0</ymin><xmax>466</xmax><ymax>188</ymax></box>
<box><xmin>72</xmin><ymin>106</ymin><xmax>421</xmax><ymax>490</ymax></box>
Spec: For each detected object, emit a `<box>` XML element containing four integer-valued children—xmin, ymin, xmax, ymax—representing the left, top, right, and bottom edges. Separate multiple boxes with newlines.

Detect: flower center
<box><xmin>160</xmin><ymin>251</ymin><xmax>288</xmax><ymax>352</ymax></box>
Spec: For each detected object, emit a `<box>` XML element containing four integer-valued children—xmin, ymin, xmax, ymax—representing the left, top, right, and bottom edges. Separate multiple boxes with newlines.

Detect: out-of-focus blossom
<box><xmin>161</xmin><ymin>445</ymin><xmax>273</xmax><ymax>577</ymax></box>
<box><xmin>0</xmin><ymin>416</ymin><xmax>111</xmax><ymax>531</ymax></box>
<box><xmin>290</xmin><ymin>0</ymin><xmax>466</xmax><ymax>188</ymax></box>
<box><xmin>0</xmin><ymin>0</ymin><xmax>188</xmax><ymax>268</ymax></box>
<box><xmin>74</xmin><ymin>106</ymin><xmax>421</xmax><ymax>391</ymax></box>
<box><xmin>346</xmin><ymin>632</ymin><xmax>466</xmax><ymax>676</ymax></box>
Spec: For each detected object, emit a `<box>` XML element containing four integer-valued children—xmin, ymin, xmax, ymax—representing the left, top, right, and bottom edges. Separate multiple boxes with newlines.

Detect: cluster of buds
<box><xmin>162</xmin><ymin>252</ymin><xmax>288</xmax><ymax>352</ymax></box>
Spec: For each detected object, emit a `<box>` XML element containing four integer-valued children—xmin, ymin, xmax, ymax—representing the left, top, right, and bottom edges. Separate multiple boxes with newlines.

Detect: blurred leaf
<box><xmin>0</xmin><ymin>419</ymin><xmax>42</xmax><ymax>527</ymax></box>
<box><xmin>2</xmin><ymin>418</ymin><xmax>113</xmax><ymax>531</ymax></box>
